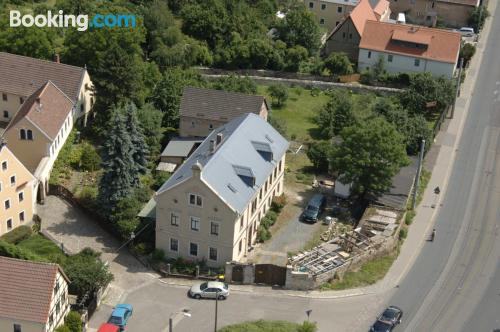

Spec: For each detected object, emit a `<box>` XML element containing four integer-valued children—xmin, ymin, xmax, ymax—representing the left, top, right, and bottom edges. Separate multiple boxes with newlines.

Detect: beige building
<box><xmin>0</xmin><ymin>52</ymin><xmax>94</xmax><ymax>127</ymax></box>
<box><xmin>0</xmin><ymin>257</ymin><xmax>70</xmax><ymax>332</ymax></box>
<box><xmin>3</xmin><ymin>81</ymin><xmax>75</xmax><ymax>202</ymax></box>
<box><xmin>305</xmin><ymin>0</ymin><xmax>359</xmax><ymax>31</ymax></box>
<box><xmin>0</xmin><ymin>140</ymin><xmax>37</xmax><ymax>236</ymax></box>
<box><xmin>155</xmin><ymin>113</ymin><xmax>289</xmax><ymax>267</ymax></box>
<box><xmin>178</xmin><ymin>87</ymin><xmax>269</xmax><ymax>138</ymax></box>
<box><xmin>388</xmin><ymin>0</ymin><xmax>479</xmax><ymax>27</ymax></box>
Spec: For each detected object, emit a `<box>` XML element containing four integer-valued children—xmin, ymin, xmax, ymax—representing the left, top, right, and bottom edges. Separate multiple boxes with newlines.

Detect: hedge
<box><xmin>0</xmin><ymin>225</ymin><xmax>32</xmax><ymax>244</ymax></box>
<box><xmin>0</xmin><ymin>240</ymin><xmax>42</xmax><ymax>261</ymax></box>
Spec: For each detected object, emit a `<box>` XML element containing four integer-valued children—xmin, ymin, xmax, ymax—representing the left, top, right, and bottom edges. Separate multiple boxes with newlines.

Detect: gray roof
<box><xmin>179</xmin><ymin>87</ymin><xmax>268</xmax><ymax>122</ymax></box>
<box><xmin>161</xmin><ymin>137</ymin><xmax>203</xmax><ymax>158</ymax></box>
<box><xmin>157</xmin><ymin>113</ymin><xmax>289</xmax><ymax>214</ymax></box>
<box><xmin>138</xmin><ymin>198</ymin><xmax>156</xmax><ymax>219</ymax></box>
<box><xmin>371</xmin><ymin>157</ymin><xmax>418</xmax><ymax>210</ymax></box>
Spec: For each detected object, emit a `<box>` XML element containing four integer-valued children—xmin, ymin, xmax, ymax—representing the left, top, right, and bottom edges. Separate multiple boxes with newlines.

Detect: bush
<box><xmin>266</xmin><ymin>210</ymin><xmax>278</xmax><ymax>223</ymax></box>
<box><xmin>65</xmin><ymin>311</ymin><xmax>82</xmax><ymax>332</ymax></box>
<box><xmin>55</xmin><ymin>325</ymin><xmax>71</xmax><ymax>332</ymax></box>
<box><xmin>399</xmin><ymin>228</ymin><xmax>407</xmax><ymax>240</ymax></box>
<box><xmin>152</xmin><ymin>249</ymin><xmax>165</xmax><ymax>262</ymax></box>
<box><xmin>80</xmin><ymin>143</ymin><xmax>101</xmax><ymax>171</ymax></box>
<box><xmin>133</xmin><ymin>242</ymin><xmax>153</xmax><ymax>255</ymax></box>
<box><xmin>257</xmin><ymin>225</ymin><xmax>271</xmax><ymax>242</ymax></box>
<box><xmin>297</xmin><ymin>321</ymin><xmax>318</xmax><ymax>332</ymax></box>
<box><xmin>405</xmin><ymin>210</ymin><xmax>416</xmax><ymax>225</ymax></box>
<box><xmin>271</xmin><ymin>194</ymin><xmax>287</xmax><ymax>212</ymax></box>
<box><xmin>153</xmin><ymin>171</ymin><xmax>171</xmax><ymax>190</ymax></box>
<box><xmin>0</xmin><ymin>240</ymin><xmax>42</xmax><ymax>261</ymax></box>
<box><xmin>0</xmin><ymin>225</ymin><xmax>32</xmax><ymax>244</ymax></box>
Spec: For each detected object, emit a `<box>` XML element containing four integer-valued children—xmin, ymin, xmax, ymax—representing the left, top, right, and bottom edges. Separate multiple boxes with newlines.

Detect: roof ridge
<box><xmin>0</xmin><ymin>51</ymin><xmax>86</xmax><ymax>72</ymax></box>
<box><xmin>372</xmin><ymin>21</ymin><xmax>461</xmax><ymax>35</ymax></box>
<box><xmin>185</xmin><ymin>86</ymin><xmax>265</xmax><ymax>100</ymax></box>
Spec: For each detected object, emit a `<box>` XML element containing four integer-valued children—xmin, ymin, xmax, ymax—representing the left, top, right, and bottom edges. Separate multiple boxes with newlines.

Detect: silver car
<box><xmin>189</xmin><ymin>281</ymin><xmax>229</xmax><ymax>300</ymax></box>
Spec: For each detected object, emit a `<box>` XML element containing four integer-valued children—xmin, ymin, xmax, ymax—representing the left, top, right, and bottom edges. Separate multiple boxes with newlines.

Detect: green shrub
<box><xmin>65</xmin><ymin>311</ymin><xmax>82</xmax><ymax>332</ymax></box>
<box><xmin>153</xmin><ymin>171</ymin><xmax>171</xmax><ymax>190</ymax></box>
<box><xmin>0</xmin><ymin>225</ymin><xmax>32</xmax><ymax>244</ymax></box>
<box><xmin>77</xmin><ymin>186</ymin><xmax>98</xmax><ymax>203</ymax></box>
<box><xmin>260</xmin><ymin>217</ymin><xmax>272</xmax><ymax>229</ymax></box>
<box><xmin>399</xmin><ymin>228</ymin><xmax>407</xmax><ymax>240</ymax></box>
<box><xmin>80</xmin><ymin>143</ymin><xmax>101</xmax><ymax>171</ymax></box>
<box><xmin>55</xmin><ymin>325</ymin><xmax>71</xmax><ymax>332</ymax></box>
<box><xmin>271</xmin><ymin>194</ymin><xmax>287</xmax><ymax>212</ymax></box>
<box><xmin>152</xmin><ymin>249</ymin><xmax>165</xmax><ymax>262</ymax></box>
<box><xmin>0</xmin><ymin>240</ymin><xmax>42</xmax><ymax>261</ymax></box>
<box><xmin>257</xmin><ymin>225</ymin><xmax>271</xmax><ymax>242</ymax></box>
<box><xmin>297</xmin><ymin>321</ymin><xmax>318</xmax><ymax>332</ymax></box>
<box><xmin>405</xmin><ymin>210</ymin><xmax>416</xmax><ymax>225</ymax></box>
<box><xmin>266</xmin><ymin>210</ymin><xmax>278</xmax><ymax>223</ymax></box>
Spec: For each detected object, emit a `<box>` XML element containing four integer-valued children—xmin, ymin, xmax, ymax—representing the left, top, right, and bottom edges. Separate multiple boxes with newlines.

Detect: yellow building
<box><xmin>0</xmin><ymin>140</ymin><xmax>37</xmax><ymax>236</ymax></box>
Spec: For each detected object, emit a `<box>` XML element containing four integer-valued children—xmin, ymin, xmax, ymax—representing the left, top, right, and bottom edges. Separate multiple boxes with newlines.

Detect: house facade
<box><xmin>178</xmin><ymin>87</ymin><xmax>269</xmax><ymax>138</ymax></box>
<box><xmin>156</xmin><ymin>113</ymin><xmax>288</xmax><ymax>267</ymax></box>
<box><xmin>3</xmin><ymin>81</ymin><xmax>75</xmax><ymax>201</ymax></box>
<box><xmin>0</xmin><ymin>52</ymin><xmax>94</xmax><ymax>127</ymax></box>
<box><xmin>0</xmin><ymin>257</ymin><xmax>70</xmax><ymax>332</ymax></box>
<box><xmin>0</xmin><ymin>141</ymin><xmax>37</xmax><ymax>236</ymax></box>
<box><xmin>358</xmin><ymin>21</ymin><xmax>461</xmax><ymax>78</ymax></box>
<box><xmin>388</xmin><ymin>0</ymin><xmax>479</xmax><ymax>28</ymax></box>
<box><xmin>305</xmin><ymin>0</ymin><xmax>359</xmax><ymax>31</ymax></box>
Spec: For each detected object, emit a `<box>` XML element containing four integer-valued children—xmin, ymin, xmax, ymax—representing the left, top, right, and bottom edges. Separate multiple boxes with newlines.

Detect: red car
<box><xmin>97</xmin><ymin>323</ymin><xmax>120</xmax><ymax>332</ymax></box>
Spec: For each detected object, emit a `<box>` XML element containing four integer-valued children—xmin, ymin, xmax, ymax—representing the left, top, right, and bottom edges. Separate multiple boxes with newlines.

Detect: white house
<box><xmin>358</xmin><ymin>21</ymin><xmax>461</xmax><ymax>78</ymax></box>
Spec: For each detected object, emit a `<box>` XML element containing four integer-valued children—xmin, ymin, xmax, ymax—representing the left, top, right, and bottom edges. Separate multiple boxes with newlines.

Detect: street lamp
<box><xmin>169</xmin><ymin>308</ymin><xmax>191</xmax><ymax>332</ymax></box>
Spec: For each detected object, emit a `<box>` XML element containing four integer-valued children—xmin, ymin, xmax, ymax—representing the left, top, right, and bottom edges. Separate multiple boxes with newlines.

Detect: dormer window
<box><xmin>252</xmin><ymin>141</ymin><xmax>273</xmax><ymax>161</ymax></box>
<box><xmin>233</xmin><ymin>165</ymin><xmax>256</xmax><ymax>187</ymax></box>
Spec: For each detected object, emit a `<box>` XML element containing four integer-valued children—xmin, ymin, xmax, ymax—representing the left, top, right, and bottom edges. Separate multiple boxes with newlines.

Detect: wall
<box><xmin>358</xmin><ymin>49</ymin><xmax>455</xmax><ymax>78</ymax></box>
<box><xmin>0</xmin><ymin>145</ymin><xmax>36</xmax><ymax>236</ymax></box>
<box><xmin>0</xmin><ymin>318</ymin><xmax>45</xmax><ymax>332</ymax></box>
<box><xmin>0</xmin><ymin>92</ymin><xmax>25</xmax><ymax>124</ymax></box>
<box><xmin>179</xmin><ymin>116</ymin><xmax>227</xmax><ymax>138</ymax></box>
<box><xmin>323</xmin><ymin>18</ymin><xmax>361</xmax><ymax>60</ymax></box>
<box><xmin>45</xmin><ymin>271</ymin><xmax>70</xmax><ymax>332</ymax></box>
<box><xmin>75</xmin><ymin>71</ymin><xmax>95</xmax><ymax>126</ymax></box>
<box><xmin>305</xmin><ymin>0</ymin><xmax>356</xmax><ymax>32</ymax></box>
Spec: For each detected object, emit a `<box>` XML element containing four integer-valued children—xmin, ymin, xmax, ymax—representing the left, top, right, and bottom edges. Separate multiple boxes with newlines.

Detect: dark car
<box><xmin>302</xmin><ymin>194</ymin><xmax>326</xmax><ymax>223</ymax></box>
<box><xmin>370</xmin><ymin>306</ymin><xmax>403</xmax><ymax>332</ymax></box>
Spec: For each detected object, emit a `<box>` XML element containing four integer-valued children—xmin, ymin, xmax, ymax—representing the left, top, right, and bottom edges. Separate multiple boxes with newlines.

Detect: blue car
<box><xmin>108</xmin><ymin>304</ymin><xmax>133</xmax><ymax>330</ymax></box>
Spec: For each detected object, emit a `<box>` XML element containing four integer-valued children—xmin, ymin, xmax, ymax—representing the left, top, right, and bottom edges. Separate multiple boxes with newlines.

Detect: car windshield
<box><xmin>108</xmin><ymin>317</ymin><xmax>122</xmax><ymax>325</ymax></box>
<box><xmin>372</xmin><ymin>320</ymin><xmax>392</xmax><ymax>331</ymax></box>
<box><xmin>199</xmin><ymin>282</ymin><xmax>208</xmax><ymax>290</ymax></box>
<box><xmin>306</xmin><ymin>205</ymin><xmax>318</xmax><ymax>212</ymax></box>
<box><xmin>382</xmin><ymin>309</ymin><xmax>398</xmax><ymax>320</ymax></box>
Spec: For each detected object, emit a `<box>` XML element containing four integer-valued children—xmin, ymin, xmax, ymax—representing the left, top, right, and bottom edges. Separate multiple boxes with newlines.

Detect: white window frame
<box><xmin>188</xmin><ymin>193</ymin><xmax>203</xmax><ymax>207</ymax></box>
<box><xmin>190</xmin><ymin>216</ymin><xmax>200</xmax><ymax>231</ymax></box>
<box><xmin>210</xmin><ymin>221</ymin><xmax>220</xmax><ymax>236</ymax></box>
<box><xmin>6</xmin><ymin>218</ymin><xmax>12</xmax><ymax>230</ymax></box>
<box><xmin>170</xmin><ymin>212</ymin><xmax>179</xmax><ymax>226</ymax></box>
<box><xmin>189</xmin><ymin>242</ymin><xmax>198</xmax><ymax>257</ymax></box>
<box><xmin>4</xmin><ymin>198</ymin><xmax>10</xmax><ymax>210</ymax></box>
<box><xmin>208</xmin><ymin>247</ymin><xmax>218</xmax><ymax>261</ymax></box>
<box><xmin>1</xmin><ymin>160</ymin><xmax>7</xmax><ymax>171</ymax></box>
<box><xmin>170</xmin><ymin>238</ymin><xmax>179</xmax><ymax>252</ymax></box>
<box><xmin>388</xmin><ymin>54</ymin><xmax>394</xmax><ymax>62</ymax></box>
<box><xmin>10</xmin><ymin>174</ymin><xmax>16</xmax><ymax>187</ymax></box>
<box><xmin>18</xmin><ymin>190</ymin><xmax>24</xmax><ymax>202</ymax></box>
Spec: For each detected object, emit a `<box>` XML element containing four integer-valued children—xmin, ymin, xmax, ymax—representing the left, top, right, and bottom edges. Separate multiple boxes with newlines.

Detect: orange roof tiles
<box><xmin>372</xmin><ymin>0</ymin><xmax>389</xmax><ymax>19</ymax></box>
<box><xmin>0</xmin><ymin>257</ymin><xmax>69</xmax><ymax>324</ymax></box>
<box><xmin>350</xmin><ymin>0</ymin><xmax>378</xmax><ymax>35</ymax></box>
<box><xmin>359</xmin><ymin>21</ymin><xmax>461</xmax><ymax>63</ymax></box>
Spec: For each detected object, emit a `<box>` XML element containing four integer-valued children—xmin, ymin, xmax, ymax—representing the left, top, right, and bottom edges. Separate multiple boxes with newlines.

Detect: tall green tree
<box><xmin>307</xmin><ymin>141</ymin><xmax>331</xmax><ymax>172</ymax></box>
<box><xmin>123</xmin><ymin>103</ymin><xmax>149</xmax><ymax>179</ymax></box>
<box><xmin>330</xmin><ymin>117</ymin><xmax>408</xmax><ymax>196</ymax></box>
<box><xmin>137</xmin><ymin>103</ymin><xmax>163</xmax><ymax>160</ymax></box>
<box><xmin>324</xmin><ymin>52</ymin><xmax>354</xmax><ymax>76</ymax></box>
<box><xmin>211</xmin><ymin>75</ymin><xmax>258</xmax><ymax>94</ymax></box>
<box><xmin>276</xmin><ymin>4</ymin><xmax>321</xmax><ymax>55</ymax></box>
<box><xmin>316</xmin><ymin>91</ymin><xmax>355</xmax><ymax>138</ymax></box>
<box><xmin>468</xmin><ymin>6</ymin><xmax>490</xmax><ymax>31</ymax></box>
<box><xmin>0</xmin><ymin>23</ymin><xmax>55</xmax><ymax>60</ymax></box>
<box><xmin>267</xmin><ymin>84</ymin><xmax>289</xmax><ymax>107</ymax></box>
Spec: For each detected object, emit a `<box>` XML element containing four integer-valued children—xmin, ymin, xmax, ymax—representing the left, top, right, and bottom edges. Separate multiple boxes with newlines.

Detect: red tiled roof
<box><xmin>6</xmin><ymin>81</ymin><xmax>74</xmax><ymax>140</ymax></box>
<box><xmin>0</xmin><ymin>257</ymin><xmax>69</xmax><ymax>324</ymax></box>
<box><xmin>0</xmin><ymin>52</ymin><xmax>86</xmax><ymax>102</ymax></box>
<box><xmin>349</xmin><ymin>0</ymin><xmax>378</xmax><ymax>35</ymax></box>
<box><xmin>359</xmin><ymin>21</ymin><xmax>461</xmax><ymax>63</ymax></box>
<box><xmin>373</xmin><ymin>0</ymin><xmax>390</xmax><ymax>19</ymax></box>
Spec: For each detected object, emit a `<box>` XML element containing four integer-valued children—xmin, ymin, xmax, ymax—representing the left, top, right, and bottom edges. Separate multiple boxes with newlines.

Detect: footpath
<box><xmin>157</xmin><ymin>3</ymin><xmax>495</xmax><ymax>300</ymax></box>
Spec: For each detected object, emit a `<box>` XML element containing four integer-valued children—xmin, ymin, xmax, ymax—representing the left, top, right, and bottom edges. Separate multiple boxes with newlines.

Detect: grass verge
<box><xmin>17</xmin><ymin>234</ymin><xmax>66</xmax><ymax>263</ymax></box>
<box><xmin>218</xmin><ymin>320</ymin><xmax>314</xmax><ymax>332</ymax></box>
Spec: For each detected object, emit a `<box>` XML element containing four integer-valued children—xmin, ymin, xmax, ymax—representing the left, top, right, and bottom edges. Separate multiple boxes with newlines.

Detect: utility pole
<box><xmin>451</xmin><ymin>58</ymin><xmax>464</xmax><ymax>119</ymax></box>
<box><xmin>214</xmin><ymin>290</ymin><xmax>219</xmax><ymax>332</ymax></box>
<box><xmin>412</xmin><ymin>139</ymin><xmax>426</xmax><ymax>210</ymax></box>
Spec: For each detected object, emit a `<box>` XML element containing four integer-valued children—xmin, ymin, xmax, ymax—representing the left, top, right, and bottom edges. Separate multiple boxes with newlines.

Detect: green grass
<box><xmin>218</xmin><ymin>320</ymin><xmax>310</xmax><ymax>332</ymax></box>
<box><xmin>320</xmin><ymin>252</ymin><xmax>398</xmax><ymax>290</ymax></box>
<box><xmin>17</xmin><ymin>234</ymin><xmax>66</xmax><ymax>263</ymax></box>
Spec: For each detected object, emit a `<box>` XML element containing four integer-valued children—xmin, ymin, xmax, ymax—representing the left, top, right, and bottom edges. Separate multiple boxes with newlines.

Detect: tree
<box><xmin>123</xmin><ymin>103</ymin><xmax>149</xmax><ymax>180</ymax></box>
<box><xmin>137</xmin><ymin>103</ymin><xmax>163</xmax><ymax>160</ymax></box>
<box><xmin>405</xmin><ymin>115</ymin><xmax>433</xmax><ymax>155</ymax></box>
<box><xmin>324</xmin><ymin>53</ymin><xmax>354</xmax><ymax>76</ymax></box>
<box><xmin>267</xmin><ymin>84</ymin><xmax>289</xmax><ymax>107</ymax></box>
<box><xmin>284</xmin><ymin>45</ymin><xmax>308</xmax><ymax>72</ymax></box>
<box><xmin>459</xmin><ymin>43</ymin><xmax>476</xmax><ymax>67</ymax></box>
<box><xmin>63</xmin><ymin>248</ymin><xmax>113</xmax><ymax>299</ymax></box>
<box><xmin>468</xmin><ymin>6</ymin><xmax>490</xmax><ymax>31</ymax></box>
<box><xmin>307</xmin><ymin>141</ymin><xmax>331</xmax><ymax>172</ymax></box>
<box><xmin>268</xmin><ymin>115</ymin><xmax>288</xmax><ymax>137</ymax></box>
<box><xmin>330</xmin><ymin>117</ymin><xmax>408</xmax><ymax>196</ymax></box>
<box><xmin>0</xmin><ymin>23</ymin><xmax>55</xmax><ymax>60</ymax></box>
<box><xmin>211</xmin><ymin>75</ymin><xmax>258</xmax><ymax>94</ymax></box>
<box><xmin>79</xmin><ymin>143</ymin><xmax>101</xmax><ymax>172</ymax></box>
<box><xmin>316</xmin><ymin>90</ymin><xmax>355</xmax><ymax>138</ymax></box>
<box><xmin>65</xmin><ymin>311</ymin><xmax>83</xmax><ymax>332</ymax></box>
<box><xmin>97</xmin><ymin>106</ymin><xmax>138</xmax><ymax>212</ymax></box>
<box><xmin>276</xmin><ymin>4</ymin><xmax>321</xmax><ymax>54</ymax></box>
<box><xmin>55</xmin><ymin>325</ymin><xmax>71</xmax><ymax>332</ymax></box>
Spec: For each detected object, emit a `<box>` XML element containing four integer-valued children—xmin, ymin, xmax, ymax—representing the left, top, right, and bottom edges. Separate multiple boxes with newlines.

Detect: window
<box><xmin>170</xmin><ymin>212</ymin><xmax>179</xmax><ymax>226</ymax></box>
<box><xmin>189</xmin><ymin>194</ymin><xmax>202</xmax><ymax>207</ymax></box>
<box><xmin>27</xmin><ymin>130</ymin><xmax>33</xmax><ymax>140</ymax></box>
<box><xmin>18</xmin><ymin>191</ymin><xmax>24</xmax><ymax>202</ymax></box>
<box><xmin>2</xmin><ymin>161</ymin><xmax>7</xmax><ymax>170</ymax></box>
<box><xmin>10</xmin><ymin>175</ymin><xmax>15</xmax><ymax>186</ymax></box>
<box><xmin>209</xmin><ymin>124</ymin><xmax>213</xmax><ymax>129</ymax></box>
<box><xmin>3</xmin><ymin>110</ymin><xmax>8</xmax><ymax>119</ymax></box>
<box><xmin>342</xmin><ymin>32</ymin><xmax>346</xmax><ymax>38</ymax></box>
<box><xmin>239</xmin><ymin>240</ymin><xmax>242</xmax><ymax>253</ymax></box>
<box><xmin>210</xmin><ymin>222</ymin><xmax>219</xmax><ymax>236</ymax></box>
<box><xmin>20</xmin><ymin>129</ymin><xmax>26</xmax><ymax>140</ymax></box>
<box><xmin>321</xmin><ymin>4</ymin><xmax>326</xmax><ymax>9</ymax></box>
<box><xmin>13</xmin><ymin>324</ymin><xmax>21</xmax><ymax>332</ymax></box>
<box><xmin>388</xmin><ymin>54</ymin><xmax>393</xmax><ymax>62</ymax></box>
<box><xmin>2</xmin><ymin>93</ymin><xmax>6</xmax><ymax>101</ymax></box>
<box><xmin>49</xmin><ymin>314</ymin><xmax>53</xmax><ymax>326</ymax></box>
<box><xmin>337</xmin><ymin>6</ymin><xmax>342</xmax><ymax>13</ymax></box>
<box><xmin>54</xmin><ymin>281</ymin><xmax>60</xmax><ymax>294</ymax></box>
<box><xmin>5</xmin><ymin>199</ymin><xmax>10</xmax><ymax>209</ymax></box>
<box><xmin>19</xmin><ymin>97</ymin><xmax>24</xmax><ymax>104</ymax></box>
<box><xmin>209</xmin><ymin>247</ymin><xmax>218</xmax><ymax>261</ymax></box>
<box><xmin>309</xmin><ymin>2</ymin><xmax>313</xmax><ymax>8</ymax></box>
<box><xmin>349</xmin><ymin>33</ymin><xmax>353</xmax><ymax>39</ymax></box>
<box><xmin>414</xmin><ymin>59</ymin><xmax>420</xmax><ymax>67</ymax></box>
<box><xmin>320</xmin><ymin>18</ymin><xmax>325</xmax><ymax>25</ymax></box>
<box><xmin>368</xmin><ymin>51</ymin><xmax>372</xmax><ymax>58</ymax></box>
<box><xmin>239</xmin><ymin>216</ymin><xmax>243</xmax><ymax>228</ymax></box>
<box><xmin>56</xmin><ymin>301</ymin><xmax>60</xmax><ymax>315</ymax></box>
<box><xmin>259</xmin><ymin>188</ymin><xmax>263</xmax><ymax>200</ymax></box>
<box><xmin>19</xmin><ymin>211</ymin><xmax>25</xmax><ymax>223</ymax></box>
<box><xmin>189</xmin><ymin>242</ymin><xmax>198</xmax><ymax>256</ymax></box>
<box><xmin>80</xmin><ymin>103</ymin><xmax>84</xmax><ymax>113</ymax></box>
<box><xmin>431</xmin><ymin>1</ymin><xmax>435</xmax><ymax>8</ymax></box>
<box><xmin>190</xmin><ymin>216</ymin><xmax>200</xmax><ymax>231</ymax></box>
<box><xmin>170</xmin><ymin>238</ymin><xmax>178</xmax><ymax>252</ymax></box>
<box><xmin>7</xmin><ymin>219</ymin><xmax>12</xmax><ymax>230</ymax></box>
<box><xmin>279</xmin><ymin>160</ymin><xmax>283</xmax><ymax>171</ymax></box>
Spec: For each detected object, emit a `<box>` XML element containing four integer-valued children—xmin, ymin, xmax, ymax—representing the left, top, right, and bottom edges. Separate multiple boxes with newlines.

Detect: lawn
<box><xmin>17</xmin><ymin>234</ymin><xmax>67</xmax><ymax>263</ymax></box>
<box><xmin>218</xmin><ymin>320</ymin><xmax>312</xmax><ymax>332</ymax></box>
<box><xmin>320</xmin><ymin>251</ymin><xmax>398</xmax><ymax>290</ymax></box>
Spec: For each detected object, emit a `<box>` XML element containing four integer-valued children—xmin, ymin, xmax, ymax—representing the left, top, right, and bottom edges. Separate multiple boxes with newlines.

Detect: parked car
<box><xmin>301</xmin><ymin>194</ymin><xmax>326</xmax><ymax>223</ymax></box>
<box><xmin>108</xmin><ymin>304</ymin><xmax>133</xmax><ymax>330</ymax></box>
<box><xmin>189</xmin><ymin>281</ymin><xmax>229</xmax><ymax>300</ymax></box>
<box><xmin>97</xmin><ymin>323</ymin><xmax>120</xmax><ymax>332</ymax></box>
<box><xmin>457</xmin><ymin>27</ymin><xmax>475</xmax><ymax>36</ymax></box>
<box><xmin>370</xmin><ymin>306</ymin><xmax>403</xmax><ymax>332</ymax></box>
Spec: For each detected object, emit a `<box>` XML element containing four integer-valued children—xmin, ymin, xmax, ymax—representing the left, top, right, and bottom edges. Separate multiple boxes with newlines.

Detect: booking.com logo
<box><xmin>10</xmin><ymin>10</ymin><xmax>137</xmax><ymax>31</ymax></box>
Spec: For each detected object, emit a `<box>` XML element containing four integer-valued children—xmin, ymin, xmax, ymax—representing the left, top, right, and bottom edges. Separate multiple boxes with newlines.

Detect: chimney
<box><xmin>191</xmin><ymin>161</ymin><xmax>203</xmax><ymax>178</ymax></box>
<box><xmin>216</xmin><ymin>133</ymin><xmax>223</xmax><ymax>145</ymax></box>
<box><xmin>209</xmin><ymin>139</ymin><xmax>215</xmax><ymax>153</ymax></box>
<box><xmin>35</xmin><ymin>98</ymin><xmax>43</xmax><ymax>112</ymax></box>
<box><xmin>53</xmin><ymin>53</ymin><xmax>60</xmax><ymax>63</ymax></box>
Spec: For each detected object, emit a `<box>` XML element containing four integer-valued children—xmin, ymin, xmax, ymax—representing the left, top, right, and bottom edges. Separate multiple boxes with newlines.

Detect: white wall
<box><xmin>358</xmin><ymin>49</ymin><xmax>456</xmax><ymax>78</ymax></box>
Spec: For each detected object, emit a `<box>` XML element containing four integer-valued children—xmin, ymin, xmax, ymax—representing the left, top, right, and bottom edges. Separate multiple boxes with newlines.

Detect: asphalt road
<box><xmin>387</xmin><ymin>3</ymin><xmax>500</xmax><ymax>332</ymax></box>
